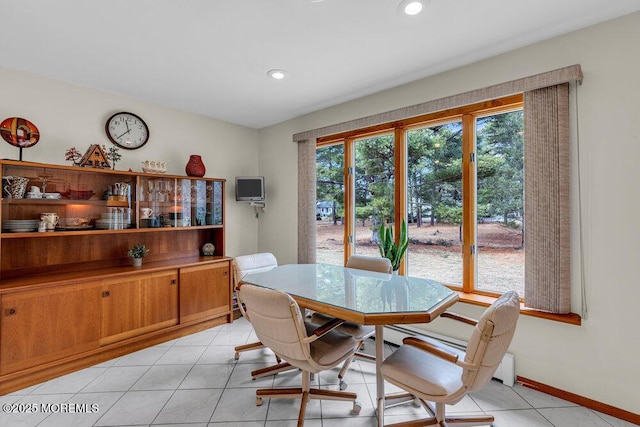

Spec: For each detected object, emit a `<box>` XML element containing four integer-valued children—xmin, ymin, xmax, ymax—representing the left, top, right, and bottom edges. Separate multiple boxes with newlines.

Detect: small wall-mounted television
<box><xmin>235</xmin><ymin>176</ymin><xmax>265</xmax><ymax>202</ymax></box>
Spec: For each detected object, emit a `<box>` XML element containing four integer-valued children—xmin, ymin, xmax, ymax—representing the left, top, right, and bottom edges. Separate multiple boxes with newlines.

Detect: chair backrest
<box><xmin>462</xmin><ymin>290</ymin><xmax>520</xmax><ymax>391</ymax></box>
<box><xmin>346</xmin><ymin>254</ymin><xmax>392</xmax><ymax>274</ymax></box>
<box><xmin>239</xmin><ymin>283</ymin><xmax>310</xmax><ymax>363</ymax></box>
<box><xmin>233</xmin><ymin>252</ymin><xmax>278</xmax><ymax>289</ymax></box>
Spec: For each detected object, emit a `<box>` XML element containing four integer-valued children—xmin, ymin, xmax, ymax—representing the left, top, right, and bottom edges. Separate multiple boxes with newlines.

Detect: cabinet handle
<box><xmin>223</xmin><ymin>271</ymin><xmax>228</xmax><ymax>276</ymax></box>
<box><xmin>102</xmin><ymin>291</ymin><xmax>111</xmax><ymax>298</ymax></box>
<box><xmin>171</xmin><ymin>279</ymin><xmax>177</xmax><ymax>285</ymax></box>
<box><xmin>5</xmin><ymin>308</ymin><xmax>16</xmax><ymax>316</ymax></box>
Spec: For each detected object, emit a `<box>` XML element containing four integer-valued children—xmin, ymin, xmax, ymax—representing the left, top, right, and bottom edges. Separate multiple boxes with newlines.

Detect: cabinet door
<box><xmin>0</xmin><ymin>283</ymin><xmax>101</xmax><ymax>375</ymax></box>
<box><xmin>180</xmin><ymin>262</ymin><xmax>231</xmax><ymax>324</ymax></box>
<box><xmin>100</xmin><ymin>271</ymin><xmax>178</xmax><ymax>345</ymax></box>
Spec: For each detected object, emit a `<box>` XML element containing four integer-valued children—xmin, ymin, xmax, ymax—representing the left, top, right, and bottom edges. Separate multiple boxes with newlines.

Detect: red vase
<box><xmin>185</xmin><ymin>155</ymin><xmax>206</xmax><ymax>177</ymax></box>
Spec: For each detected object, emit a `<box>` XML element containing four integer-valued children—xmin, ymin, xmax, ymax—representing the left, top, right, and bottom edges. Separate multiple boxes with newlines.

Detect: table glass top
<box><xmin>241</xmin><ymin>263</ymin><xmax>456</xmax><ymax>316</ymax></box>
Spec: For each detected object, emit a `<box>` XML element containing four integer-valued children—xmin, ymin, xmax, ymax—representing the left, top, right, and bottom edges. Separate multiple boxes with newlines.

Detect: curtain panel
<box><xmin>297</xmin><ymin>138</ymin><xmax>317</xmax><ymax>264</ymax></box>
<box><xmin>524</xmin><ymin>84</ymin><xmax>571</xmax><ymax>313</ymax></box>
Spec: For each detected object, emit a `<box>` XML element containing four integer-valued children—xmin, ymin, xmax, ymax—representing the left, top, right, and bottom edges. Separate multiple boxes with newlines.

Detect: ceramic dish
<box><xmin>142</xmin><ymin>167</ymin><xmax>166</xmax><ymax>174</ymax></box>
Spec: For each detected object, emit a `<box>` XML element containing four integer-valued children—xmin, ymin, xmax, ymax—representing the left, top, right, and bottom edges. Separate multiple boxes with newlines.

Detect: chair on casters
<box><xmin>380</xmin><ymin>290</ymin><xmax>521</xmax><ymax>427</ymax></box>
<box><xmin>239</xmin><ymin>283</ymin><xmax>362</xmax><ymax>426</ymax></box>
<box><xmin>233</xmin><ymin>253</ymin><xmax>296</xmax><ymax>379</ymax></box>
<box><xmin>310</xmin><ymin>254</ymin><xmax>392</xmax><ymax>390</ymax></box>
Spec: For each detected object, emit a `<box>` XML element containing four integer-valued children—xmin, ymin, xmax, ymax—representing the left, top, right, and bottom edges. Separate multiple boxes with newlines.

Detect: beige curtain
<box><xmin>524</xmin><ymin>84</ymin><xmax>571</xmax><ymax>313</ymax></box>
<box><xmin>297</xmin><ymin>138</ymin><xmax>317</xmax><ymax>264</ymax></box>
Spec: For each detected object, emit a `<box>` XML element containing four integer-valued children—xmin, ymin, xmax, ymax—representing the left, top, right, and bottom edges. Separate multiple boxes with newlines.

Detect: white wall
<box><xmin>0</xmin><ymin>66</ymin><xmax>262</xmax><ymax>257</ymax></box>
<box><xmin>258</xmin><ymin>12</ymin><xmax>640</xmax><ymax>415</ymax></box>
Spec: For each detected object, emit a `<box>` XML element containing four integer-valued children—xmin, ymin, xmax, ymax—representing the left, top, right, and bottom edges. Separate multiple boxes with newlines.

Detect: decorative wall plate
<box><xmin>0</xmin><ymin>117</ymin><xmax>40</xmax><ymax>147</ymax></box>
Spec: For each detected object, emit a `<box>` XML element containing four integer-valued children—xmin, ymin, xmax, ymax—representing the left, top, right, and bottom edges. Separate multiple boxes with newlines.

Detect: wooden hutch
<box><xmin>0</xmin><ymin>160</ymin><xmax>232</xmax><ymax>393</ymax></box>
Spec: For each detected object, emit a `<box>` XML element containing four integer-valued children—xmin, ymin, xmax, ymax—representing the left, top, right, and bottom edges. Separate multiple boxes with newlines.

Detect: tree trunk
<box><xmin>332</xmin><ymin>200</ymin><xmax>338</xmax><ymax>225</ymax></box>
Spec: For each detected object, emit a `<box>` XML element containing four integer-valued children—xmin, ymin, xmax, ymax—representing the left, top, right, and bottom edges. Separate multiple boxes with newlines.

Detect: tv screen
<box><xmin>235</xmin><ymin>176</ymin><xmax>265</xmax><ymax>201</ymax></box>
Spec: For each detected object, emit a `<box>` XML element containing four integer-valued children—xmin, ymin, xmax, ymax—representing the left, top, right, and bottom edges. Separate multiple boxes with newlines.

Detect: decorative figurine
<box><xmin>202</xmin><ymin>242</ymin><xmax>215</xmax><ymax>256</ymax></box>
<box><xmin>79</xmin><ymin>144</ymin><xmax>111</xmax><ymax>169</ymax></box>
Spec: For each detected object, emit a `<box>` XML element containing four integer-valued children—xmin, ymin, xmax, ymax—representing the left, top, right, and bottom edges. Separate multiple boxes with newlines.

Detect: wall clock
<box><xmin>105</xmin><ymin>112</ymin><xmax>149</xmax><ymax>150</ymax></box>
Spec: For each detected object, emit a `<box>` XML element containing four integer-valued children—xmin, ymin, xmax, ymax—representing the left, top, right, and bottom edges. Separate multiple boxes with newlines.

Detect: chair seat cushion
<box><xmin>310</xmin><ymin>312</ymin><xmax>375</xmax><ymax>340</ymax></box>
<box><xmin>380</xmin><ymin>340</ymin><xmax>464</xmax><ymax>398</ymax></box>
<box><xmin>304</xmin><ymin>323</ymin><xmax>358</xmax><ymax>368</ymax></box>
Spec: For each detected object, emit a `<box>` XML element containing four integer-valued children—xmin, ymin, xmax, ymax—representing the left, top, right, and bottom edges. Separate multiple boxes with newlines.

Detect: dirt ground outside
<box><xmin>316</xmin><ymin>220</ymin><xmax>524</xmax><ymax>295</ymax></box>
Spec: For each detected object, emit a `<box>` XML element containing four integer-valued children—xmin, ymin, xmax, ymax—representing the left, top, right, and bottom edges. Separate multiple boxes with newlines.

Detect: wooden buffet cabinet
<box><xmin>0</xmin><ymin>160</ymin><xmax>232</xmax><ymax>393</ymax></box>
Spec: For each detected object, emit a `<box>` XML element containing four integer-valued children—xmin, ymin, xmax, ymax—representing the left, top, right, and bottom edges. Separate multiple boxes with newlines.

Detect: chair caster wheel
<box><xmin>352</xmin><ymin>401</ymin><xmax>362</xmax><ymax>414</ymax></box>
<box><xmin>256</xmin><ymin>397</ymin><xmax>263</xmax><ymax>406</ymax></box>
<box><xmin>412</xmin><ymin>396</ymin><xmax>421</xmax><ymax>407</ymax></box>
<box><xmin>234</xmin><ymin>352</ymin><xmax>240</xmax><ymax>361</ymax></box>
<box><xmin>339</xmin><ymin>380</ymin><xmax>348</xmax><ymax>390</ymax></box>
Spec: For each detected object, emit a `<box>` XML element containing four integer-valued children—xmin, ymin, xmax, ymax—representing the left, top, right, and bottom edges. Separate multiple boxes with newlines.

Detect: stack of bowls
<box><xmin>2</xmin><ymin>219</ymin><xmax>40</xmax><ymax>232</ymax></box>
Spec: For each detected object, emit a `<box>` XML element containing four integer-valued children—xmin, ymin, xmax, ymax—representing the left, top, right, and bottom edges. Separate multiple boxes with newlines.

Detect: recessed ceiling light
<box><xmin>267</xmin><ymin>69</ymin><xmax>287</xmax><ymax>80</ymax></box>
<box><xmin>398</xmin><ymin>0</ymin><xmax>425</xmax><ymax>16</ymax></box>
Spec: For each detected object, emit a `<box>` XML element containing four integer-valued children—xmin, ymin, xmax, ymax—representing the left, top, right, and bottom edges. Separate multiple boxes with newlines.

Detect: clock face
<box><xmin>105</xmin><ymin>112</ymin><xmax>149</xmax><ymax>149</ymax></box>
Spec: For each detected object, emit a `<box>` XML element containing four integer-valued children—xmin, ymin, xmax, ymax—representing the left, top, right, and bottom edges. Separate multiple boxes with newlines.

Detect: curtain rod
<box><xmin>293</xmin><ymin>64</ymin><xmax>582</xmax><ymax>143</ymax></box>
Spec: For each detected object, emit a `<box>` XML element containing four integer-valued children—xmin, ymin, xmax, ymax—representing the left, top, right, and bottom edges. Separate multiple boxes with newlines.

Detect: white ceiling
<box><xmin>2</xmin><ymin>0</ymin><xmax>639</xmax><ymax>129</ymax></box>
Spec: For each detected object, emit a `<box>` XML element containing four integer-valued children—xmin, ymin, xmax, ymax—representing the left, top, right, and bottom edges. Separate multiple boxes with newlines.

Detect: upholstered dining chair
<box><xmin>380</xmin><ymin>290</ymin><xmax>520</xmax><ymax>427</ymax></box>
<box><xmin>311</xmin><ymin>254</ymin><xmax>392</xmax><ymax>390</ymax></box>
<box><xmin>239</xmin><ymin>283</ymin><xmax>362</xmax><ymax>426</ymax></box>
<box><xmin>233</xmin><ymin>253</ymin><xmax>297</xmax><ymax>379</ymax></box>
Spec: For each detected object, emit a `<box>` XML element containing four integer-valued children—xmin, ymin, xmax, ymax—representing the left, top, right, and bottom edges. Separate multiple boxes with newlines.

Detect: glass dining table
<box><xmin>240</xmin><ymin>262</ymin><xmax>459</xmax><ymax>426</ymax></box>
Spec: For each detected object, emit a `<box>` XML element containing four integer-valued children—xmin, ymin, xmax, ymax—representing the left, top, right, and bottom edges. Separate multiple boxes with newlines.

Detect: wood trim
<box><xmin>517</xmin><ymin>376</ymin><xmax>640</xmax><ymax>425</ymax></box>
<box><xmin>343</xmin><ymin>138</ymin><xmax>354</xmax><ymax>264</ymax></box>
<box><xmin>291</xmin><ymin>292</ymin><xmax>459</xmax><ymax>326</ymax></box>
<box><xmin>394</xmin><ymin>127</ymin><xmax>407</xmax><ymax>275</ymax></box>
<box><xmin>0</xmin><ymin>159</ymin><xmax>226</xmax><ymax>181</ymax></box>
<box><xmin>316</xmin><ymin>95</ymin><xmax>523</xmax><ymax>144</ymax></box>
<box><xmin>0</xmin><ymin>256</ymin><xmax>232</xmax><ymax>293</ymax></box>
<box><xmin>461</xmin><ymin>114</ymin><xmax>476</xmax><ymax>293</ymax></box>
<box><xmin>455</xmin><ymin>291</ymin><xmax>581</xmax><ymax>325</ymax></box>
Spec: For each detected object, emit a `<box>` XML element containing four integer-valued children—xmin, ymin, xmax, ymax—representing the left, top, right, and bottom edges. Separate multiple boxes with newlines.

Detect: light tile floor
<box><xmin>0</xmin><ymin>317</ymin><xmax>635</xmax><ymax>427</ymax></box>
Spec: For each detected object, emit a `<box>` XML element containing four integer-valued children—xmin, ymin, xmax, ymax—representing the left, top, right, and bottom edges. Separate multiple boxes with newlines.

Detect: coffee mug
<box><xmin>140</xmin><ymin>208</ymin><xmax>153</xmax><ymax>219</ymax></box>
<box><xmin>2</xmin><ymin>176</ymin><xmax>29</xmax><ymax>199</ymax></box>
<box><xmin>40</xmin><ymin>213</ymin><xmax>59</xmax><ymax>229</ymax></box>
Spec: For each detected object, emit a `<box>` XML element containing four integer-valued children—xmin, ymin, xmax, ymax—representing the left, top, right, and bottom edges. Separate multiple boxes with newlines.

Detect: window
<box><xmin>316</xmin><ymin>95</ymin><xmax>525</xmax><ymax>297</ymax></box>
<box><xmin>316</xmin><ymin>143</ymin><xmax>345</xmax><ymax>265</ymax></box>
<box><xmin>304</xmin><ymin>67</ymin><xmax>581</xmax><ymax>318</ymax></box>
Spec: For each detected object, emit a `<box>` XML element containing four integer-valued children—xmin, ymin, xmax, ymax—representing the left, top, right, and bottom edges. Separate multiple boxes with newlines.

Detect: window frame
<box><xmin>318</xmin><ymin>94</ymin><xmax>523</xmax><ymax>284</ymax></box>
<box><xmin>316</xmin><ymin>94</ymin><xmax>580</xmax><ymax>324</ymax></box>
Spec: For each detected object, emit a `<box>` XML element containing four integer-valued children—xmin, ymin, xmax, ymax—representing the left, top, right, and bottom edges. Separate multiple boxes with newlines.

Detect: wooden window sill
<box><xmin>455</xmin><ymin>291</ymin><xmax>581</xmax><ymax>326</ymax></box>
